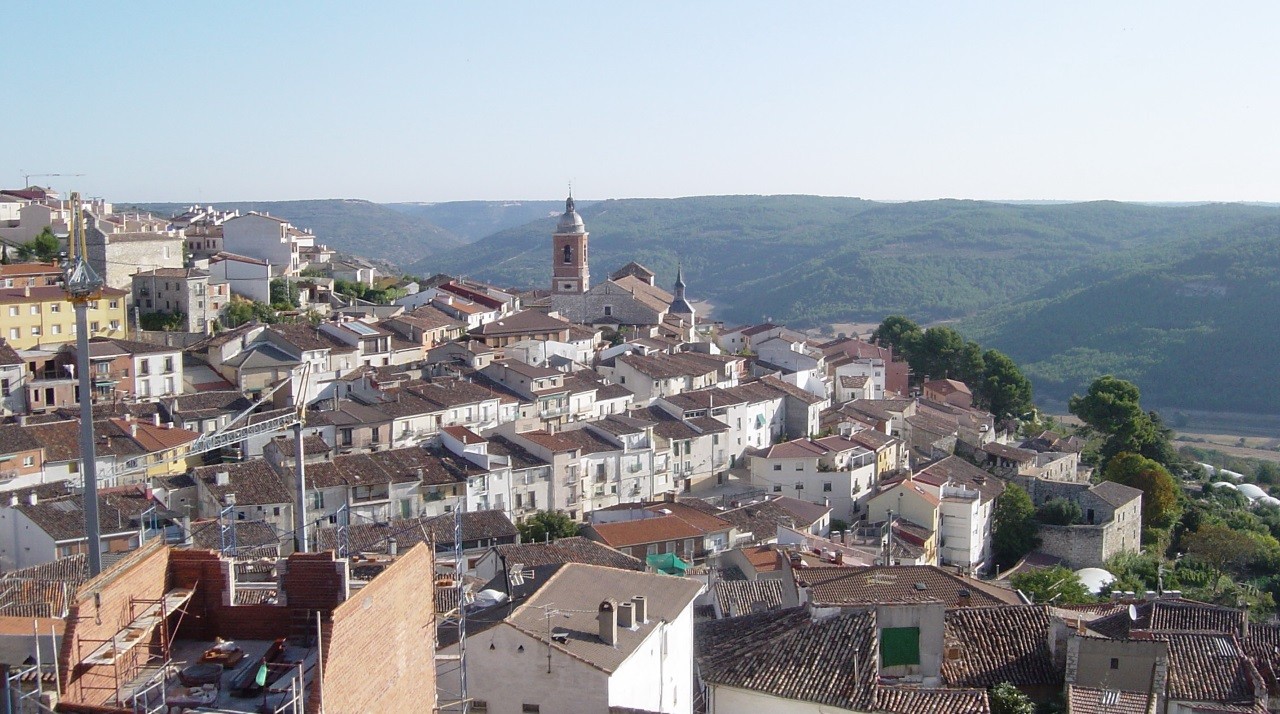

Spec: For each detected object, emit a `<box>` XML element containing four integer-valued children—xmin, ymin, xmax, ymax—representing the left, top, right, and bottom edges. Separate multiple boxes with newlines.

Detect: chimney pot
<box><xmin>632</xmin><ymin>595</ymin><xmax>648</xmax><ymax>624</ymax></box>
<box><xmin>152</xmin><ymin>413</ymin><xmax>161</xmax><ymax>426</ymax></box>
<box><xmin>388</xmin><ymin>537</ymin><xmax>398</xmax><ymax>557</ymax></box>
<box><xmin>598</xmin><ymin>598</ymin><xmax>618</xmax><ymax>645</ymax></box>
<box><xmin>618</xmin><ymin>602</ymin><xmax>636</xmax><ymax>629</ymax></box>
<box><xmin>27</xmin><ymin>492</ymin><xmax>38</xmax><ymax>506</ymax></box>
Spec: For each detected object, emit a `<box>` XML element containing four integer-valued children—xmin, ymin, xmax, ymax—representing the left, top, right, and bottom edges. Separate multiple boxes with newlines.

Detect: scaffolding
<box><xmin>72</xmin><ymin>587</ymin><xmax>194</xmax><ymax>709</ymax></box>
<box><xmin>219</xmin><ymin>505</ymin><xmax>238</xmax><ymax>556</ymax></box>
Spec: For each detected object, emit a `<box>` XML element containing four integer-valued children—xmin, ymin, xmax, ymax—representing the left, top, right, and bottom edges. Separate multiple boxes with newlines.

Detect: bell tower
<box><xmin>552</xmin><ymin>193</ymin><xmax>589</xmax><ymax>294</ymax></box>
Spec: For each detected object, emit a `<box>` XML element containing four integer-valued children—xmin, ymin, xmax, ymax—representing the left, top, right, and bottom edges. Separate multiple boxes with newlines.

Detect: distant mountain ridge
<box><xmin>130</xmin><ymin>194</ymin><xmax>1280</xmax><ymax>414</ymax></box>
<box><xmin>132</xmin><ymin>199</ymin><xmax>469</xmax><ymax>266</ymax></box>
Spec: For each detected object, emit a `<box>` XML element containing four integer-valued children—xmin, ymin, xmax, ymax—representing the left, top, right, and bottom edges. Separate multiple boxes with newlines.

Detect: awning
<box><xmin>646</xmin><ymin>552</ymin><xmax>691</xmax><ymax>575</ymax></box>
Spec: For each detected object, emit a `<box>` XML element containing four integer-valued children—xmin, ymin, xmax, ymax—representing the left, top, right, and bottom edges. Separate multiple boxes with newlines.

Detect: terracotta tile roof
<box><xmin>1164</xmin><ymin>633</ymin><xmax>1258</xmax><ymax>705</ymax></box>
<box><xmin>919</xmin><ymin>456</ymin><xmax>1004</xmax><ymax>504</ymax></box>
<box><xmin>470</xmin><ymin>309</ymin><xmax>570</xmax><ymax>336</ymax></box>
<box><xmin>924</xmin><ymin>378</ymin><xmax>971</xmax><ymax>396</ymax></box>
<box><xmin>982</xmin><ymin>441</ymin><xmax>1037</xmax><ymax>462</ymax></box>
<box><xmin>0</xmin><ymin>285</ymin><xmax>126</xmax><ymax>304</ymax></box>
<box><xmin>13</xmin><ymin>492</ymin><xmax>148</xmax><ymax>542</ymax></box>
<box><xmin>194</xmin><ymin>461</ymin><xmax>292</xmax><ymax>506</ymax></box>
<box><xmin>107</xmin><ymin>418</ymin><xmax>199</xmax><ymax>452</ymax></box>
<box><xmin>190</xmin><ymin>519</ymin><xmax>280</xmax><ymax>552</ymax></box>
<box><xmin>800</xmin><ymin>565</ymin><xmax>1020</xmax><ymax>607</ymax></box>
<box><xmin>874</xmin><ymin>687</ymin><xmax>990</xmax><ymax>714</ymax></box>
<box><xmin>1089</xmin><ymin>480</ymin><xmax>1143</xmax><ymax>508</ymax></box>
<box><xmin>315</xmin><ymin>510</ymin><xmax>517</xmax><ymax>553</ymax></box>
<box><xmin>0</xmin><ymin>338</ymin><xmax>22</xmax><ymax>366</ymax></box>
<box><xmin>1089</xmin><ymin>597</ymin><xmax>1246</xmax><ymax>639</ymax></box>
<box><xmin>266</xmin><ymin>322</ymin><xmax>339</xmax><ymax>353</ymax></box>
<box><xmin>942</xmin><ymin>605</ymin><xmax>1061</xmax><ymax>687</ymax></box>
<box><xmin>0</xmin><ymin>423</ymin><xmax>42</xmax><ymax>455</ymax></box>
<box><xmin>643</xmin><ymin>501</ymin><xmax>732</xmax><ymax>534</ymax></box>
<box><xmin>1066</xmin><ymin>685</ymin><xmax>1150</xmax><ymax>714</ymax></box>
<box><xmin>696</xmin><ymin>607</ymin><xmax>877</xmax><ymax>710</ymax></box>
<box><xmin>713</xmin><ymin>579</ymin><xmax>787</xmax><ymax>618</ymax></box>
<box><xmin>759</xmin><ymin>439</ymin><xmax>828</xmax><ymax>459</ymax></box>
<box><xmin>552</xmin><ymin>428</ymin><xmax>620</xmax><ymax>455</ymax></box>
<box><xmin>587</xmin><ymin>515</ymin><xmax>704</xmax><ymax>548</ymax></box>
<box><xmin>683</xmin><ymin>499</ymin><xmax>806</xmax><ymax>544</ymax></box>
<box><xmin>1244</xmin><ymin>624</ymin><xmax>1280</xmax><ymax>698</ymax></box>
<box><xmin>168</xmin><ymin>390</ymin><xmax>254</xmax><ymax>419</ymax></box>
<box><xmin>489</xmin><ymin>536</ymin><xmax>643</xmax><ymax>572</ymax></box>
<box><xmin>505</xmin><ymin>563</ymin><xmax>701</xmax><ymax>673</ymax></box>
<box><xmin>484</xmin><ymin>436</ymin><xmax>549</xmax><ymax>471</ymax></box>
<box><xmin>772</xmin><ymin>496</ymin><xmax>833</xmax><ymax>527</ymax></box>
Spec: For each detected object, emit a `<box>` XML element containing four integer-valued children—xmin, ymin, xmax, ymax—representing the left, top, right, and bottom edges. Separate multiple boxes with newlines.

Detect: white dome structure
<box><xmin>1075</xmin><ymin>567</ymin><xmax>1115</xmax><ymax>595</ymax></box>
<box><xmin>1258</xmin><ymin>495</ymin><xmax>1280</xmax><ymax>509</ymax></box>
<box><xmin>1210</xmin><ymin>481</ymin><xmax>1239</xmax><ymax>491</ymax></box>
<box><xmin>1238</xmin><ymin>483</ymin><xmax>1267</xmax><ymax>500</ymax></box>
<box><xmin>1220</xmin><ymin>469</ymin><xmax>1246</xmax><ymax>482</ymax></box>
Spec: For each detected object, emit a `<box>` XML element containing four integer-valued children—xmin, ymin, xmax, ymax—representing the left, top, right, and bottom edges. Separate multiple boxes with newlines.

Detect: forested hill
<box><xmin>412</xmin><ymin>196</ymin><xmax>1278</xmax><ymax>326</ymax></box>
<box><xmin>961</xmin><ymin>215</ymin><xmax>1280</xmax><ymax>414</ymax></box>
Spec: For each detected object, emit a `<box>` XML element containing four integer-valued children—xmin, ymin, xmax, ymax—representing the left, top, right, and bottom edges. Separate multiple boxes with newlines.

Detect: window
<box><xmin>603</xmin><ymin>305</ymin><xmax>612</xmax><ymax>316</ymax></box>
<box><xmin>880</xmin><ymin>627</ymin><xmax>921</xmax><ymax>667</ymax></box>
<box><xmin>109</xmin><ymin>300</ymin><xmax>118</xmax><ymax>309</ymax></box>
<box><xmin>109</xmin><ymin>320</ymin><xmax>120</xmax><ymax>331</ymax></box>
<box><xmin>29</xmin><ymin>305</ymin><xmax>38</xmax><ymax>315</ymax></box>
<box><xmin>772</xmin><ymin>485</ymin><xmax>782</xmax><ymax>493</ymax></box>
<box><xmin>6</xmin><ymin>307</ymin><xmax>15</xmax><ymax>317</ymax></box>
<box><xmin>50</xmin><ymin>303</ymin><xmax>60</xmax><ymax>313</ymax></box>
<box><xmin>562</xmin><ymin>244</ymin><xmax>572</xmax><ymax>264</ymax></box>
<box><xmin>138</xmin><ymin>381</ymin><xmax>150</xmax><ymax>397</ymax></box>
<box><xmin>95</xmin><ymin>362</ymin><xmax>109</xmax><ymax>375</ymax></box>
<box><xmin>311</xmin><ymin>492</ymin><xmax>325</xmax><ymax>509</ymax></box>
<box><xmin>823</xmin><ymin>482</ymin><xmax>833</xmax><ymax>492</ymax></box>
<box><xmin>7</xmin><ymin>328</ymin><xmax>17</xmax><ymax>340</ymax></box>
<box><xmin>51</xmin><ymin>324</ymin><xmax>61</xmax><ymax>335</ymax></box>
<box><xmin>773</xmin><ymin>464</ymin><xmax>782</xmax><ymax>471</ymax></box>
<box><xmin>340</xmin><ymin>428</ymin><xmax>353</xmax><ymax>446</ymax></box>
<box><xmin>139</xmin><ymin>359</ymin><xmax>150</xmax><ymax>376</ymax></box>
<box><xmin>30</xmin><ymin>326</ymin><xmax>39</xmax><ymax>336</ymax></box>
<box><xmin>471</xmin><ymin>702</ymin><xmax>488</xmax><ymax>712</ymax></box>
<box><xmin>1110</xmin><ymin>658</ymin><xmax>1120</xmax><ymax>670</ymax></box>
<box><xmin>0</xmin><ymin>379</ymin><xmax>7</xmax><ymax>396</ymax></box>
<box><xmin>23</xmin><ymin>456</ymin><xmax>33</xmax><ymax>467</ymax></box>
<box><xmin>90</xmin><ymin>321</ymin><xmax>99</xmax><ymax>332</ymax></box>
<box><xmin>522</xmin><ymin>703</ymin><xmax>540</xmax><ymax>713</ymax></box>
<box><xmin>164</xmin><ymin>356</ymin><xmax>174</xmax><ymax>373</ymax></box>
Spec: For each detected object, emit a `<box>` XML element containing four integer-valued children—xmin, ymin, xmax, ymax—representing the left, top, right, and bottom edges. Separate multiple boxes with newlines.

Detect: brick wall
<box><xmin>306</xmin><ymin>544</ymin><xmax>436</xmax><ymax>714</ymax></box>
<box><xmin>59</xmin><ymin>541</ymin><xmax>170</xmax><ymax>706</ymax></box>
<box><xmin>280</xmin><ymin>551</ymin><xmax>348</xmax><ymax>610</ymax></box>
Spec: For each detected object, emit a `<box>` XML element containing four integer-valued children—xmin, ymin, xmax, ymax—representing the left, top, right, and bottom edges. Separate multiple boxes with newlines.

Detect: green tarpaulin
<box><xmin>646</xmin><ymin>553</ymin><xmax>691</xmax><ymax>575</ymax></box>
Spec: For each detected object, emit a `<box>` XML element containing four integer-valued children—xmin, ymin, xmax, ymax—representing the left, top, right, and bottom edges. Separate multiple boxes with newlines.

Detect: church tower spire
<box><xmin>669</xmin><ymin>262</ymin><xmax>696</xmax><ymax>319</ymax></box>
<box><xmin>552</xmin><ymin>192</ymin><xmax>589</xmax><ymax>294</ymax></box>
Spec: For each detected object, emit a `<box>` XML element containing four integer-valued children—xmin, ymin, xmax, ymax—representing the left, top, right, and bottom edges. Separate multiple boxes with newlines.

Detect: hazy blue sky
<box><xmin>6</xmin><ymin>2</ymin><xmax>1277</xmax><ymax>203</ymax></box>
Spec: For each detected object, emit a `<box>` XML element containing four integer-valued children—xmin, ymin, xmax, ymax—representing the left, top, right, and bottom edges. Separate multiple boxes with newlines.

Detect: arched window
<box><xmin>563</xmin><ymin>244</ymin><xmax>573</xmax><ymax>264</ymax></box>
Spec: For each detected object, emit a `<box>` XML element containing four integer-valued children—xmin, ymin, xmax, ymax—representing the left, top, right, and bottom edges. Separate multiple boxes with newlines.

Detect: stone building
<box><xmin>132</xmin><ymin>267</ymin><xmax>227</xmax><ymax>333</ymax></box>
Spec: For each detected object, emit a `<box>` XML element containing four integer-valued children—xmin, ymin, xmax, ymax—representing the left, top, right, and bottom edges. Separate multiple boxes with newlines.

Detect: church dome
<box><xmin>557</xmin><ymin>195</ymin><xmax>585</xmax><ymax>233</ymax></box>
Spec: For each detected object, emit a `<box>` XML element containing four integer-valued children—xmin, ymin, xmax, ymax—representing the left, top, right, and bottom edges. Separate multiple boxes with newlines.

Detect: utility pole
<box><xmin>64</xmin><ymin>192</ymin><xmax>105</xmax><ymax>576</ymax></box>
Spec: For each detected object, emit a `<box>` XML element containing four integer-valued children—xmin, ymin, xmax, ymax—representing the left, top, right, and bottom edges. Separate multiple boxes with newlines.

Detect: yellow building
<box><xmin>0</xmin><ymin>285</ymin><xmax>129</xmax><ymax>349</ymax></box>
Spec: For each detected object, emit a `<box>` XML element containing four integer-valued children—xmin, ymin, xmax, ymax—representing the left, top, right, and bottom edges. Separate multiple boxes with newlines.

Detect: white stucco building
<box><xmin>439</xmin><ymin>563</ymin><xmax>702</xmax><ymax>714</ymax></box>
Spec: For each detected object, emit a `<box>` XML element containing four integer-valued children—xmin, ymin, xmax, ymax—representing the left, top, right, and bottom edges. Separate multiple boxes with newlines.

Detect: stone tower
<box><xmin>552</xmin><ymin>194</ymin><xmax>589</xmax><ymax>294</ymax></box>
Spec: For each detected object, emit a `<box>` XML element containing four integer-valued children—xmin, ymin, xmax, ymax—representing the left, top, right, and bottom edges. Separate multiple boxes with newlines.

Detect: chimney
<box><xmin>27</xmin><ymin>492</ymin><xmax>38</xmax><ymax>506</ymax></box>
<box><xmin>618</xmin><ymin>601</ymin><xmax>636</xmax><ymax>629</ymax></box>
<box><xmin>388</xmin><ymin>538</ymin><xmax>398</xmax><ymax>557</ymax></box>
<box><xmin>597</xmin><ymin>599</ymin><xmax>618</xmax><ymax>645</ymax></box>
<box><xmin>632</xmin><ymin>595</ymin><xmax>648</xmax><ymax>624</ymax></box>
<box><xmin>8</xmin><ymin>493</ymin><xmax>17</xmax><ymax>508</ymax></box>
<box><xmin>181</xmin><ymin>515</ymin><xmax>193</xmax><ymax>546</ymax></box>
<box><xmin>215</xmin><ymin>471</ymin><xmax>230</xmax><ymax>487</ymax></box>
<box><xmin>153</xmin><ymin>413</ymin><xmax>161</xmax><ymax>426</ymax></box>
<box><xmin>130</xmin><ymin>423</ymin><xmax>138</xmax><ymax>438</ymax></box>
<box><xmin>957</xmin><ymin>588</ymin><xmax>972</xmax><ymax>607</ymax></box>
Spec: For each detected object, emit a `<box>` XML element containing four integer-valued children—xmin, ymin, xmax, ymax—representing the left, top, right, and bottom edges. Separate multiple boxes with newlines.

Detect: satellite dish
<box><xmin>1128</xmin><ymin>604</ymin><xmax>1138</xmax><ymax>621</ymax></box>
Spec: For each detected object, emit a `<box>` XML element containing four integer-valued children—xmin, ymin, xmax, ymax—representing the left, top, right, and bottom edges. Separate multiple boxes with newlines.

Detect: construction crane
<box><xmin>64</xmin><ymin>191</ymin><xmax>107</xmax><ymax>576</ymax></box>
<box><xmin>22</xmin><ymin>172</ymin><xmax>84</xmax><ymax>188</ymax></box>
<box><xmin>20</xmin><ymin>171</ymin><xmax>83</xmax><ymax>188</ymax></box>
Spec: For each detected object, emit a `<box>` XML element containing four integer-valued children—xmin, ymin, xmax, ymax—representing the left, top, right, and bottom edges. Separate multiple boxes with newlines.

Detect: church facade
<box><xmin>546</xmin><ymin>196</ymin><xmax>697</xmax><ymax>338</ymax></box>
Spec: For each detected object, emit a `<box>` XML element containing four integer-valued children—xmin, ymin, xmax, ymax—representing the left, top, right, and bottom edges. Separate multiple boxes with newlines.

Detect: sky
<box><xmin>5</xmin><ymin>2</ymin><xmax>1278</xmax><ymax>203</ymax></box>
